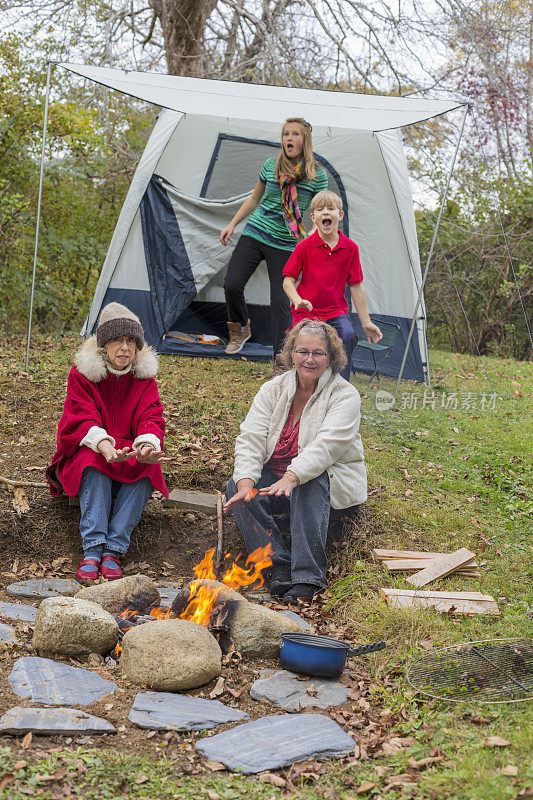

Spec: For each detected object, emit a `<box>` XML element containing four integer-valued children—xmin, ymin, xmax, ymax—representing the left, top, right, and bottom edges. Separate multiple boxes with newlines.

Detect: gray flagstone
<box><xmin>7</xmin><ymin>578</ymin><xmax>81</xmax><ymax>600</ymax></box>
<box><xmin>8</xmin><ymin>657</ymin><xmax>117</xmax><ymax>706</ymax></box>
<box><xmin>0</xmin><ymin>706</ymin><xmax>115</xmax><ymax>735</ymax></box>
<box><xmin>250</xmin><ymin>669</ymin><xmax>349</xmax><ymax>711</ymax></box>
<box><xmin>196</xmin><ymin>713</ymin><xmax>356</xmax><ymax>773</ymax></box>
<box><xmin>129</xmin><ymin>691</ymin><xmax>249</xmax><ymax>730</ymax></box>
<box><xmin>0</xmin><ymin>622</ymin><xmax>16</xmax><ymax>644</ymax></box>
<box><xmin>0</xmin><ymin>601</ymin><xmax>38</xmax><ymax>623</ymax></box>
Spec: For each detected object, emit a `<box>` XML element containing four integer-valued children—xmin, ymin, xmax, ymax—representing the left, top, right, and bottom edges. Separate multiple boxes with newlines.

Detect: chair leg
<box><xmin>367</xmin><ymin>350</ymin><xmax>378</xmax><ymax>383</ymax></box>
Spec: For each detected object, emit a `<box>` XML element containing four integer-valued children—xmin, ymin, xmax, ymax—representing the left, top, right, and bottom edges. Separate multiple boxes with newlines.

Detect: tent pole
<box><xmin>25</xmin><ymin>60</ymin><xmax>52</xmax><ymax>372</ymax></box>
<box><xmin>394</xmin><ymin>103</ymin><xmax>470</xmax><ymax>395</ymax></box>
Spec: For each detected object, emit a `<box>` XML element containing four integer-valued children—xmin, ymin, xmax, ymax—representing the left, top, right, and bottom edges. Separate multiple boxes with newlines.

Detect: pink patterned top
<box><xmin>265</xmin><ymin>403</ymin><xmax>300</xmax><ymax>477</ymax></box>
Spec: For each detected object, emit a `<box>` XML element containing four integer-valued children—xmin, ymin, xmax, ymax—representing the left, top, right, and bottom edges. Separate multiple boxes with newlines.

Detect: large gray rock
<box><xmin>75</xmin><ymin>574</ymin><xmax>160</xmax><ymax>614</ymax></box>
<box><xmin>196</xmin><ymin>713</ymin><xmax>356</xmax><ymax>773</ymax></box>
<box><xmin>7</xmin><ymin>578</ymin><xmax>80</xmax><ymax>600</ymax></box>
<box><xmin>128</xmin><ymin>692</ymin><xmax>248</xmax><ymax>731</ymax></box>
<box><xmin>281</xmin><ymin>610</ymin><xmax>315</xmax><ymax>633</ymax></box>
<box><xmin>0</xmin><ymin>622</ymin><xmax>16</xmax><ymax>644</ymax></box>
<box><xmin>250</xmin><ymin>669</ymin><xmax>349</xmax><ymax>711</ymax></box>
<box><xmin>173</xmin><ymin>580</ymin><xmax>300</xmax><ymax>657</ymax></box>
<box><xmin>8</xmin><ymin>656</ymin><xmax>117</xmax><ymax>706</ymax></box>
<box><xmin>32</xmin><ymin>597</ymin><xmax>119</xmax><ymax>657</ymax></box>
<box><xmin>0</xmin><ymin>601</ymin><xmax>38</xmax><ymax>623</ymax></box>
<box><xmin>120</xmin><ymin>619</ymin><xmax>222</xmax><ymax>691</ymax></box>
<box><xmin>0</xmin><ymin>706</ymin><xmax>115</xmax><ymax>735</ymax></box>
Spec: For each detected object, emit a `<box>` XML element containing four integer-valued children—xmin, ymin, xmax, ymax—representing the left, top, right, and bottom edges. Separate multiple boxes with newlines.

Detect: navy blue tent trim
<box><xmin>200</xmin><ymin>134</ymin><xmax>350</xmax><ymax>235</ymax></box>
<box><xmin>139</xmin><ymin>175</ymin><xmax>197</xmax><ymax>337</ymax></box>
<box><xmin>350</xmin><ymin>313</ymin><xmax>425</xmax><ymax>381</ymax></box>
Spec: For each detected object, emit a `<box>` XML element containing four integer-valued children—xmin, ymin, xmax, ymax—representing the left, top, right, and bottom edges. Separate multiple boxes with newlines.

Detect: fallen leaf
<box><xmin>209</xmin><ymin>676</ymin><xmax>225</xmax><ymax>699</ymax></box>
<box><xmin>39</xmin><ymin>768</ymin><xmax>68</xmax><ymax>781</ymax></box>
<box><xmin>13</xmin><ymin>760</ymin><xmax>27</xmax><ymax>770</ymax></box>
<box><xmin>134</xmin><ymin>773</ymin><xmax>149</xmax><ymax>784</ymax></box>
<box><xmin>500</xmin><ymin>765</ymin><xmax>518</xmax><ymax>776</ymax></box>
<box><xmin>306</xmin><ymin>683</ymin><xmax>318</xmax><ymax>697</ymax></box>
<box><xmin>21</xmin><ymin>731</ymin><xmax>32</xmax><ymax>749</ymax></box>
<box><xmin>483</xmin><ymin>736</ymin><xmax>511</xmax><ymax>747</ymax></box>
<box><xmin>468</xmin><ymin>713</ymin><xmax>490</xmax><ymax>724</ymax></box>
<box><xmin>12</xmin><ymin>486</ymin><xmax>29</xmax><ymax>516</ymax></box>
<box><xmin>405</xmin><ymin>489</ymin><xmax>414</xmax><ymax>496</ymax></box>
<box><xmin>356</xmin><ymin>781</ymin><xmax>376</xmax><ymax>794</ymax></box>
<box><xmin>203</xmin><ymin>760</ymin><xmax>226</xmax><ymax>771</ymax></box>
<box><xmin>408</xmin><ymin>756</ymin><xmax>444</xmax><ymax>769</ymax></box>
<box><xmin>260</xmin><ymin>773</ymin><xmax>287</xmax><ymax>787</ymax></box>
<box><xmin>207</xmin><ymin>791</ymin><xmax>221</xmax><ymax>800</ymax></box>
<box><xmin>517</xmin><ymin>788</ymin><xmax>533</xmax><ymax>798</ymax></box>
<box><xmin>385</xmin><ymin>774</ymin><xmax>417</xmax><ymax>787</ymax></box>
<box><xmin>0</xmin><ymin>774</ymin><xmax>14</xmax><ymax>793</ymax></box>
<box><xmin>419</xmin><ymin>640</ymin><xmax>434</xmax><ymax>650</ymax></box>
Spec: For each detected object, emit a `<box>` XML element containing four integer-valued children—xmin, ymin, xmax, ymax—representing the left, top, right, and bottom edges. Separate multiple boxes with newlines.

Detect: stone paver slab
<box><xmin>6</xmin><ymin>579</ymin><xmax>80</xmax><ymax>600</ymax></box>
<box><xmin>0</xmin><ymin>601</ymin><xmax>38</xmax><ymax>623</ymax></box>
<box><xmin>0</xmin><ymin>622</ymin><xmax>16</xmax><ymax>644</ymax></box>
<box><xmin>0</xmin><ymin>706</ymin><xmax>115</xmax><ymax>735</ymax></box>
<box><xmin>8</xmin><ymin>657</ymin><xmax>116</xmax><ymax>706</ymax></box>
<box><xmin>280</xmin><ymin>610</ymin><xmax>315</xmax><ymax>633</ymax></box>
<box><xmin>196</xmin><ymin>713</ymin><xmax>356</xmax><ymax>773</ymax></box>
<box><xmin>156</xmin><ymin>587</ymin><xmax>181</xmax><ymax>609</ymax></box>
<box><xmin>129</xmin><ymin>692</ymin><xmax>249</xmax><ymax>731</ymax></box>
<box><xmin>250</xmin><ymin>670</ymin><xmax>349</xmax><ymax>712</ymax></box>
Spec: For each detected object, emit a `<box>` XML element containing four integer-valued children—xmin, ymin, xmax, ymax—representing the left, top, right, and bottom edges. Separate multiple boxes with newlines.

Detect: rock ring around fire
<box><xmin>120</xmin><ymin>619</ymin><xmax>222</xmax><ymax>691</ymax></box>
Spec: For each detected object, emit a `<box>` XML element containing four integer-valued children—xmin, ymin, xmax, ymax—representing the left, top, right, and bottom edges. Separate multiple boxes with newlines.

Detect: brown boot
<box><xmin>273</xmin><ymin>354</ymin><xmax>288</xmax><ymax>377</ymax></box>
<box><xmin>225</xmin><ymin>319</ymin><xmax>251</xmax><ymax>354</ymax></box>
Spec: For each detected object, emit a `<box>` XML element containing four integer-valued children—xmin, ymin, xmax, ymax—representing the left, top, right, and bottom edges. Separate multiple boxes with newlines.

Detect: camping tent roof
<box><xmin>57</xmin><ymin>62</ymin><xmax>466</xmax><ymax>131</ymax></box>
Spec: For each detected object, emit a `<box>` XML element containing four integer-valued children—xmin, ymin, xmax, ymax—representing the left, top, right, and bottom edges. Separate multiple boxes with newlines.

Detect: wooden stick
<box><xmin>0</xmin><ymin>475</ymin><xmax>48</xmax><ymax>489</ymax></box>
<box><xmin>407</xmin><ymin>548</ymin><xmax>477</xmax><ymax>588</ymax></box>
<box><xmin>215</xmin><ymin>490</ymin><xmax>224</xmax><ymax>566</ymax></box>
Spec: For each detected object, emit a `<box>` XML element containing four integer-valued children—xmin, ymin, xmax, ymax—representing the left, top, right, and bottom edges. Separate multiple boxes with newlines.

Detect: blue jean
<box><xmin>326</xmin><ymin>314</ymin><xmax>357</xmax><ymax>380</ymax></box>
<box><xmin>226</xmin><ymin>467</ymin><xmax>331</xmax><ymax>588</ymax></box>
<box><xmin>78</xmin><ymin>467</ymin><xmax>152</xmax><ymax>555</ymax></box>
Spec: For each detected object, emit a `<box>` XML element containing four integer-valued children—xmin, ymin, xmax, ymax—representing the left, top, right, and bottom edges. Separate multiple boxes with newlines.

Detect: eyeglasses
<box><xmin>293</xmin><ymin>349</ymin><xmax>328</xmax><ymax>359</ymax></box>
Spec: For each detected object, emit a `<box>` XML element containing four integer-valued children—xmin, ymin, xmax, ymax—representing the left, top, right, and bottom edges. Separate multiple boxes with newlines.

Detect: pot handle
<box><xmin>347</xmin><ymin>640</ymin><xmax>386</xmax><ymax>657</ymax></box>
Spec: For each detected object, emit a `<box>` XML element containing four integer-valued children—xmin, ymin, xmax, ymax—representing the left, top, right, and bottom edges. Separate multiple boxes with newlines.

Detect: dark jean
<box><xmin>223</xmin><ymin>234</ymin><xmax>292</xmax><ymax>355</ymax></box>
<box><xmin>78</xmin><ymin>467</ymin><xmax>152</xmax><ymax>555</ymax></box>
<box><xmin>226</xmin><ymin>466</ymin><xmax>331</xmax><ymax>588</ymax></box>
<box><xmin>325</xmin><ymin>314</ymin><xmax>358</xmax><ymax>381</ymax></box>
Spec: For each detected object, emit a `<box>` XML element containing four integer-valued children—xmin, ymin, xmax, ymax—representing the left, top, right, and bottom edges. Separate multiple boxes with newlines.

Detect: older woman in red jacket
<box><xmin>46</xmin><ymin>303</ymin><xmax>169</xmax><ymax>582</ymax></box>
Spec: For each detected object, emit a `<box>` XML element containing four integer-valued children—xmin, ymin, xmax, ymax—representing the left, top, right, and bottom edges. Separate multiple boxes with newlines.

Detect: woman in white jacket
<box><xmin>224</xmin><ymin>319</ymin><xmax>367</xmax><ymax>603</ymax></box>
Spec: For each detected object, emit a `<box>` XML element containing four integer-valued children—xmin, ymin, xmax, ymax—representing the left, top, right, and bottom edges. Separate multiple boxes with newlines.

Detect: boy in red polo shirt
<box><xmin>282</xmin><ymin>189</ymin><xmax>382</xmax><ymax>380</ymax></box>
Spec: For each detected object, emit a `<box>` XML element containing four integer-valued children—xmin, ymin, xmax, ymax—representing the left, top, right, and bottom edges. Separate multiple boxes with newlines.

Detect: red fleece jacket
<box><xmin>46</xmin><ymin>367</ymin><xmax>168</xmax><ymax>498</ymax></box>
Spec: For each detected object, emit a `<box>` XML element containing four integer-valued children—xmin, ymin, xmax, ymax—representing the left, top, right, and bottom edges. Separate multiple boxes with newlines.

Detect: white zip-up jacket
<box><xmin>232</xmin><ymin>367</ymin><xmax>367</xmax><ymax>509</ymax></box>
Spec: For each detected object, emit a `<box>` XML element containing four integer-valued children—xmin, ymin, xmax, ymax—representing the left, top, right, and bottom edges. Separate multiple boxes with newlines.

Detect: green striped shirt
<box><xmin>243</xmin><ymin>158</ymin><xmax>328</xmax><ymax>251</ymax></box>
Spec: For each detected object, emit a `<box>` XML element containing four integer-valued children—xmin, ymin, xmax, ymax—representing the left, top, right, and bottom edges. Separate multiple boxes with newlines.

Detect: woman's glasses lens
<box><xmin>294</xmin><ymin>350</ymin><xmax>327</xmax><ymax>359</ymax></box>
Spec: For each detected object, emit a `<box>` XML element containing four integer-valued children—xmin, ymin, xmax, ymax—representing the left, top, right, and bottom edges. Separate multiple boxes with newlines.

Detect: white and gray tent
<box><xmin>35</xmin><ymin>65</ymin><xmax>467</xmax><ymax>380</ymax></box>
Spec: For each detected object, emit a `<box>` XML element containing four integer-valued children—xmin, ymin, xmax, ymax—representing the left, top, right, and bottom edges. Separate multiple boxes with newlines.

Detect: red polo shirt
<box><xmin>283</xmin><ymin>230</ymin><xmax>364</xmax><ymax>324</ymax></box>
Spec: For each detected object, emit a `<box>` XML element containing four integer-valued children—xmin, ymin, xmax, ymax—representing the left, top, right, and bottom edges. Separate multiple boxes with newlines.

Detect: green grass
<box><xmin>0</xmin><ymin>340</ymin><xmax>531</xmax><ymax>799</ymax></box>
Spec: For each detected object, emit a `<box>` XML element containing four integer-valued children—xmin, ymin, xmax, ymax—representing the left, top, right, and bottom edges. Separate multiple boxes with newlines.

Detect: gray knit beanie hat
<box><xmin>96</xmin><ymin>303</ymin><xmax>144</xmax><ymax>350</ymax></box>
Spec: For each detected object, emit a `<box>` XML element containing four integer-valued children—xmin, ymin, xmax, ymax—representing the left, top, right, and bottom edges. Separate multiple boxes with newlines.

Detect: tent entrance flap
<box><xmin>140</xmin><ymin>175</ymin><xmax>197</xmax><ymax>337</ymax></box>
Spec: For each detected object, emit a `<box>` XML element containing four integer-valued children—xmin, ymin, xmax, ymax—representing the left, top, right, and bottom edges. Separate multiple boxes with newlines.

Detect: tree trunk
<box><xmin>149</xmin><ymin>0</ymin><xmax>219</xmax><ymax>76</ymax></box>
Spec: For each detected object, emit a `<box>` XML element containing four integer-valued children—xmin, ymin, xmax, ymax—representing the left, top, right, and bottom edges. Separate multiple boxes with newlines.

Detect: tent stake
<box><xmin>394</xmin><ymin>103</ymin><xmax>469</xmax><ymax>395</ymax></box>
<box><xmin>25</xmin><ymin>60</ymin><xmax>52</xmax><ymax>373</ymax></box>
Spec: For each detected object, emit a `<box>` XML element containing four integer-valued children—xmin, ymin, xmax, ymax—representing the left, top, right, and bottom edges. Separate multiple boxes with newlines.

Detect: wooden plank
<box><xmin>407</xmin><ymin>548</ymin><xmax>477</xmax><ymax>588</ymax></box>
<box><xmin>382</xmin><ymin>588</ymin><xmax>496</xmax><ymax>601</ymax></box>
<box><xmin>373</xmin><ymin>549</ymin><xmax>449</xmax><ymax>561</ymax></box>
<box><xmin>162</xmin><ymin>489</ymin><xmax>218</xmax><ymax>514</ymax></box>
<box><xmin>380</xmin><ymin>588</ymin><xmax>499</xmax><ymax>616</ymax></box>
<box><xmin>382</xmin><ymin>558</ymin><xmax>479</xmax><ymax>573</ymax></box>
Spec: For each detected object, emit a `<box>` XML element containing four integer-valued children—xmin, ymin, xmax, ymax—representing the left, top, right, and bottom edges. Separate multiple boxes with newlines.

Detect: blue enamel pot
<box><xmin>280</xmin><ymin>632</ymin><xmax>386</xmax><ymax>679</ymax></box>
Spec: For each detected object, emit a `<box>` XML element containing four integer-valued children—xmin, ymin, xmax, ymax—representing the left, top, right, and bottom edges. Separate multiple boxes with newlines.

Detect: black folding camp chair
<box><xmin>352</xmin><ymin>319</ymin><xmax>400</xmax><ymax>382</ymax></box>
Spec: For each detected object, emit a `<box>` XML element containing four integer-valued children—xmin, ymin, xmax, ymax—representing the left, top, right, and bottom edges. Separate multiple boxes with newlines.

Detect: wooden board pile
<box><xmin>374</xmin><ymin>547</ymin><xmax>499</xmax><ymax>616</ymax></box>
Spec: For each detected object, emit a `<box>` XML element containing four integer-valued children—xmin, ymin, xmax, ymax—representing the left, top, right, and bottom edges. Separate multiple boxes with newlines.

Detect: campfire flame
<box><xmin>110</xmin><ymin>544</ymin><xmax>272</xmax><ymax>657</ymax></box>
<box><xmin>179</xmin><ymin>544</ymin><xmax>273</xmax><ymax>627</ymax></box>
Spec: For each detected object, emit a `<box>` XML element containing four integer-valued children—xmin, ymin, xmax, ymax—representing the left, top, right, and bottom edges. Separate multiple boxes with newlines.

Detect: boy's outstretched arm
<box><xmin>349</xmin><ymin>284</ymin><xmax>383</xmax><ymax>344</ymax></box>
<box><xmin>283</xmin><ymin>276</ymin><xmax>313</xmax><ymax>311</ymax></box>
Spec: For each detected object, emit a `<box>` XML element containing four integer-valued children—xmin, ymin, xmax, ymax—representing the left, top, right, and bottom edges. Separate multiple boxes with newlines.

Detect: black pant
<box><xmin>224</xmin><ymin>234</ymin><xmax>292</xmax><ymax>355</ymax></box>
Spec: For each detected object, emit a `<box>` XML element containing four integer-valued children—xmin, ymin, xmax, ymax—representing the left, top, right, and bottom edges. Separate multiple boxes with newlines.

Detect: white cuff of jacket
<box><xmin>133</xmin><ymin>433</ymin><xmax>161</xmax><ymax>452</ymax></box>
<box><xmin>80</xmin><ymin>426</ymin><xmax>116</xmax><ymax>453</ymax></box>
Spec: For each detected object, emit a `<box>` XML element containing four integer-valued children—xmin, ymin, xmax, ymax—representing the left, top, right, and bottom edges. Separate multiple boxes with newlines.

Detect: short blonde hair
<box><xmin>279</xmin><ymin>319</ymin><xmax>348</xmax><ymax>374</ymax></box>
<box><xmin>310</xmin><ymin>189</ymin><xmax>343</xmax><ymax>214</ymax></box>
